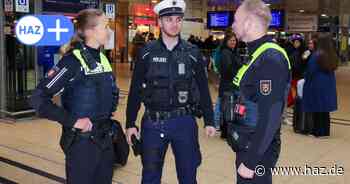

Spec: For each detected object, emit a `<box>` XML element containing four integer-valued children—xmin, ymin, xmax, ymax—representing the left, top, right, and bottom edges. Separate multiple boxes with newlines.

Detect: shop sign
<box><xmin>15</xmin><ymin>0</ymin><xmax>29</xmax><ymax>13</ymax></box>
<box><xmin>5</xmin><ymin>0</ymin><xmax>14</xmax><ymax>12</ymax></box>
<box><xmin>105</xmin><ymin>3</ymin><xmax>115</xmax><ymax>19</ymax></box>
<box><xmin>287</xmin><ymin>13</ymin><xmax>318</xmax><ymax>32</ymax></box>
<box><xmin>134</xmin><ymin>17</ymin><xmax>157</xmax><ymax>26</ymax></box>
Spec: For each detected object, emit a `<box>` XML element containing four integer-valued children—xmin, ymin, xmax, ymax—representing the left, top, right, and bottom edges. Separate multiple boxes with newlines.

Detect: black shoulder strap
<box><xmin>76</xmin><ymin>42</ymin><xmax>98</xmax><ymax>70</ymax></box>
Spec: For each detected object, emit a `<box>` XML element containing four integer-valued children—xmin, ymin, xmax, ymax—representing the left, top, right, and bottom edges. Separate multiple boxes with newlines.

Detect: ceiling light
<box><xmin>299</xmin><ymin>10</ymin><xmax>305</xmax><ymax>13</ymax></box>
<box><xmin>321</xmin><ymin>14</ymin><xmax>328</xmax><ymax>17</ymax></box>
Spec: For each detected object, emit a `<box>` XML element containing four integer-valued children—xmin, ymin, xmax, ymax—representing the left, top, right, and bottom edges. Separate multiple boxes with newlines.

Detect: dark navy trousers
<box><xmin>65</xmin><ymin>137</ymin><xmax>114</xmax><ymax>184</ymax></box>
<box><xmin>140</xmin><ymin>115</ymin><xmax>202</xmax><ymax>184</ymax></box>
<box><xmin>235</xmin><ymin>138</ymin><xmax>280</xmax><ymax>184</ymax></box>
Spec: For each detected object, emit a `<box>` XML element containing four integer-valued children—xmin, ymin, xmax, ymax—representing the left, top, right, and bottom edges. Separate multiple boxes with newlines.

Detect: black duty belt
<box><xmin>73</xmin><ymin>118</ymin><xmax>113</xmax><ymax>139</ymax></box>
<box><xmin>144</xmin><ymin>107</ymin><xmax>193</xmax><ymax>122</ymax></box>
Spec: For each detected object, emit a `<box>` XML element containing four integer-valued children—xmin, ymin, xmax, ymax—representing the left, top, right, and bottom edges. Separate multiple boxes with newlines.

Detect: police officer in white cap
<box><xmin>125</xmin><ymin>0</ymin><xmax>216</xmax><ymax>183</ymax></box>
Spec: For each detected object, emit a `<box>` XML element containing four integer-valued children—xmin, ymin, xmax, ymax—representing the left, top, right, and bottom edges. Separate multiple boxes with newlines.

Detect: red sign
<box><xmin>134</xmin><ymin>17</ymin><xmax>157</xmax><ymax>26</ymax></box>
<box><xmin>132</xmin><ymin>3</ymin><xmax>156</xmax><ymax>17</ymax></box>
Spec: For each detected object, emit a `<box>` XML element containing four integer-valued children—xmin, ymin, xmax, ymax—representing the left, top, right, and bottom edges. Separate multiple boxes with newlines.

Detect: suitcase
<box><xmin>293</xmin><ymin>97</ymin><xmax>313</xmax><ymax>134</ymax></box>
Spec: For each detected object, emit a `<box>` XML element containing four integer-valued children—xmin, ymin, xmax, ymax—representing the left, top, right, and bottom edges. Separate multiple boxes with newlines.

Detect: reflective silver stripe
<box><xmin>54</xmin><ymin>88</ymin><xmax>64</xmax><ymax>96</ymax></box>
<box><xmin>46</xmin><ymin>67</ymin><xmax>67</xmax><ymax>89</ymax></box>
<box><xmin>142</xmin><ymin>52</ymin><xmax>150</xmax><ymax>60</ymax></box>
<box><xmin>189</xmin><ymin>55</ymin><xmax>197</xmax><ymax>63</ymax></box>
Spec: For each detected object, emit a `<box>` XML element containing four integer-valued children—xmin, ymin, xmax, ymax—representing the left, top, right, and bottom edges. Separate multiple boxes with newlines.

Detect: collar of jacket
<box><xmin>159</xmin><ymin>35</ymin><xmax>184</xmax><ymax>51</ymax></box>
<box><xmin>247</xmin><ymin>35</ymin><xmax>273</xmax><ymax>55</ymax></box>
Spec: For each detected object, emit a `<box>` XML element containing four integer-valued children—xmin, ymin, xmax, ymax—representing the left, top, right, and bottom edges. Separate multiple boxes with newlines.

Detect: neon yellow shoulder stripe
<box><xmin>72</xmin><ymin>49</ymin><xmax>112</xmax><ymax>72</ymax></box>
<box><xmin>233</xmin><ymin>42</ymin><xmax>290</xmax><ymax>86</ymax></box>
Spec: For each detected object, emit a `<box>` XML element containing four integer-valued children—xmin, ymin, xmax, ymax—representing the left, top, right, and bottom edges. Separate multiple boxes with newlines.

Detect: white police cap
<box><xmin>153</xmin><ymin>0</ymin><xmax>186</xmax><ymax>17</ymax></box>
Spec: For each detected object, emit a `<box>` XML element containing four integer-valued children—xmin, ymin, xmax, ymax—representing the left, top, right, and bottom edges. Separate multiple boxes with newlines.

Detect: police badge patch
<box><xmin>47</xmin><ymin>66</ymin><xmax>60</xmax><ymax>78</ymax></box>
<box><xmin>260</xmin><ymin>80</ymin><xmax>272</xmax><ymax>96</ymax></box>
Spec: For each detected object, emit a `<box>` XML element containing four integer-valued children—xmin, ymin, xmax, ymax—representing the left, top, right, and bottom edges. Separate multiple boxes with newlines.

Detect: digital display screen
<box><xmin>42</xmin><ymin>0</ymin><xmax>99</xmax><ymax>14</ymax></box>
<box><xmin>207</xmin><ymin>11</ymin><xmax>233</xmax><ymax>29</ymax></box>
<box><xmin>270</xmin><ymin>10</ymin><xmax>284</xmax><ymax>28</ymax></box>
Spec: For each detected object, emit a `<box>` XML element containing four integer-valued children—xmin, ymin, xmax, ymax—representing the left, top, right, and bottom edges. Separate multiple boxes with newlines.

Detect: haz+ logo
<box><xmin>15</xmin><ymin>15</ymin><xmax>44</xmax><ymax>45</ymax></box>
<box><xmin>15</xmin><ymin>15</ymin><xmax>74</xmax><ymax>46</ymax></box>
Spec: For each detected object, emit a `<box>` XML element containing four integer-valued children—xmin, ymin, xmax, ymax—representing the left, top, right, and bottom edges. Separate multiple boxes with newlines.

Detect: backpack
<box><xmin>212</xmin><ymin>46</ymin><xmax>222</xmax><ymax>73</ymax></box>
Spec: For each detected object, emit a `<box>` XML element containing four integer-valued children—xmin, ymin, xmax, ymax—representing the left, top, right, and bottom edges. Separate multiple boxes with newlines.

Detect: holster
<box><xmin>59</xmin><ymin>120</ymin><xmax>114</xmax><ymax>154</ymax></box>
<box><xmin>59</xmin><ymin>127</ymin><xmax>79</xmax><ymax>154</ymax></box>
<box><xmin>227</xmin><ymin>123</ymin><xmax>255</xmax><ymax>152</ymax></box>
<box><xmin>221</xmin><ymin>91</ymin><xmax>239</xmax><ymax>122</ymax></box>
<box><xmin>191</xmin><ymin>103</ymin><xmax>203</xmax><ymax>118</ymax></box>
<box><xmin>89</xmin><ymin>120</ymin><xmax>113</xmax><ymax>150</ymax></box>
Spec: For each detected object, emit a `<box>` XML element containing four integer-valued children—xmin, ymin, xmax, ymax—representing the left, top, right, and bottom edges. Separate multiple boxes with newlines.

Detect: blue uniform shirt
<box><xmin>240</xmin><ymin>36</ymin><xmax>291</xmax><ymax>170</ymax></box>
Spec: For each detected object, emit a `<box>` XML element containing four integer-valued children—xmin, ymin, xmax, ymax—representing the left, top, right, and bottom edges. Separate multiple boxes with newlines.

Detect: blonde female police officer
<box><xmin>30</xmin><ymin>9</ymin><xmax>118</xmax><ymax>184</ymax></box>
<box><xmin>228</xmin><ymin>0</ymin><xmax>291</xmax><ymax>183</ymax></box>
<box><xmin>125</xmin><ymin>0</ymin><xmax>216</xmax><ymax>183</ymax></box>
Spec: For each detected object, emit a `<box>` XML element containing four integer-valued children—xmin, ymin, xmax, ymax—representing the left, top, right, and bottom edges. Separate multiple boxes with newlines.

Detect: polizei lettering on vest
<box><xmin>152</xmin><ymin>57</ymin><xmax>168</xmax><ymax>63</ymax></box>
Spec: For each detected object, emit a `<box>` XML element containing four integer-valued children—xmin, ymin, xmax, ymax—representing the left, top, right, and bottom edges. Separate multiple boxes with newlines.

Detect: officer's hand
<box><xmin>126</xmin><ymin>128</ymin><xmax>139</xmax><ymax>145</ymax></box>
<box><xmin>205</xmin><ymin>126</ymin><xmax>216</xmax><ymax>137</ymax></box>
<box><xmin>73</xmin><ymin>118</ymin><xmax>93</xmax><ymax>132</ymax></box>
<box><xmin>238</xmin><ymin>163</ymin><xmax>254</xmax><ymax>179</ymax></box>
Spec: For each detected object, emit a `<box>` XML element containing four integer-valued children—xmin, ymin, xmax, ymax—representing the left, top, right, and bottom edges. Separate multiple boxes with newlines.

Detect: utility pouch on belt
<box><xmin>90</xmin><ymin>120</ymin><xmax>113</xmax><ymax>150</ymax></box>
<box><xmin>227</xmin><ymin>123</ymin><xmax>255</xmax><ymax>152</ymax></box>
<box><xmin>91</xmin><ymin>131</ymin><xmax>113</xmax><ymax>150</ymax></box>
<box><xmin>234</xmin><ymin>103</ymin><xmax>246</xmax><ymax>117</ymax></box>
<box><xmin>222</xmin><ymin>91</ymin><xmax>238</xmax><ymax>122</ymax></box>
<box><xmin>190</xmin><ymin>103</ymin><xmax>202</xmax><ymax>118</ymax></box>
<box><xmin>60</xmin><ymin>128</ymin><xmax>80</xmax><ymax>154</ymax></box>
<box><xmin>222</xmin><ymin>91</ymin><xmax>248</xmax><ymax>122</ymax></box>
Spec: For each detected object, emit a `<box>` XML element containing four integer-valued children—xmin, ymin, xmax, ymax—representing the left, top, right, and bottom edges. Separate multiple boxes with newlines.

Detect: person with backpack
<box><xmin>214</xmin><ymin>32</ymin><xmax>241</xmax><ymax>138</ymax></box>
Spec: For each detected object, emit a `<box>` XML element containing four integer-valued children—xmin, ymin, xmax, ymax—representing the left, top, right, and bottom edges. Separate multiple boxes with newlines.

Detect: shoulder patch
<box><xmin>260</xmin><ymin>80</ymin><xmax>272</xmax><ymax>96</ymax></box>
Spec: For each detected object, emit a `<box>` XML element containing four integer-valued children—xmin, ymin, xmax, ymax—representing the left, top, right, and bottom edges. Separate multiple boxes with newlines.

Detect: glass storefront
<box><xmin>0</xmin><ymin>0</ymin><xmax>102</xmax><ymax>119</ymax></box>
<box><xmin>0</xmin><ymin>0</ymin><xmax>5</xmax><ymax>118</ymax></box>
<box><xmin>2</xmin><ymin>0</ymin><xmax>37</xmax><ymax>118</ymax></box>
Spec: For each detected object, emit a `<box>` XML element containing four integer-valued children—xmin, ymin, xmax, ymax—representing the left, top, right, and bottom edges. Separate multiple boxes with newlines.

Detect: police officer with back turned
<box><xmin>227</xmin><ymin>0</ymin><xmax>291</xmax><ymax>183</ymax></box>
<box><xmin>30</xmin><ymin>9</ymin><xmax>118</xmax><ymax>184</ymax></box>
<box><xmin>125</xmin><ymin>0</ymin><xmax>216</xmax><ymax>183</ymax></box>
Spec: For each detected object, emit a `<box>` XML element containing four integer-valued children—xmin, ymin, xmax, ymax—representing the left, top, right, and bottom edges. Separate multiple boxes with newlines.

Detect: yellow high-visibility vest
<box><xmin>72</xmin><ymin>49</ymin><xmax>112</xmax><ymax>75</ymax></box>
<box><xmin>232</xmin><ymin>42</ymin><xmax>291</xmax><ymax>87</ymax></box>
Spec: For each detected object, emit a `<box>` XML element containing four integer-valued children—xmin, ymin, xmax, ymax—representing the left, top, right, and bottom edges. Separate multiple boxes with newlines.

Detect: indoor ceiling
<box><xmin>117</xmin><ymin>0</ymin><xmax>350</xmax><ymax>15</ymax></box>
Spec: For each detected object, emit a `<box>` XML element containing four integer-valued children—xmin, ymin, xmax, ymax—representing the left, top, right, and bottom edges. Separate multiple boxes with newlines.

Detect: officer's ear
<box><xmin>243</xmin><ymin>15</ymin><xmax>253</xmax><ymax>33</ymax></box>
<box><xmin>85</xmin><ymin>28</ymin><xmax>94</xmax><ymax>38</ymax></box>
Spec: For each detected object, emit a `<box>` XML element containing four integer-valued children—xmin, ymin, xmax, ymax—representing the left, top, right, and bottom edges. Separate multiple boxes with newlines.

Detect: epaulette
<box><xmin>143</xmin><ymin>40</ymin><xmax>161</xmax><ymax>52</ymax></box>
